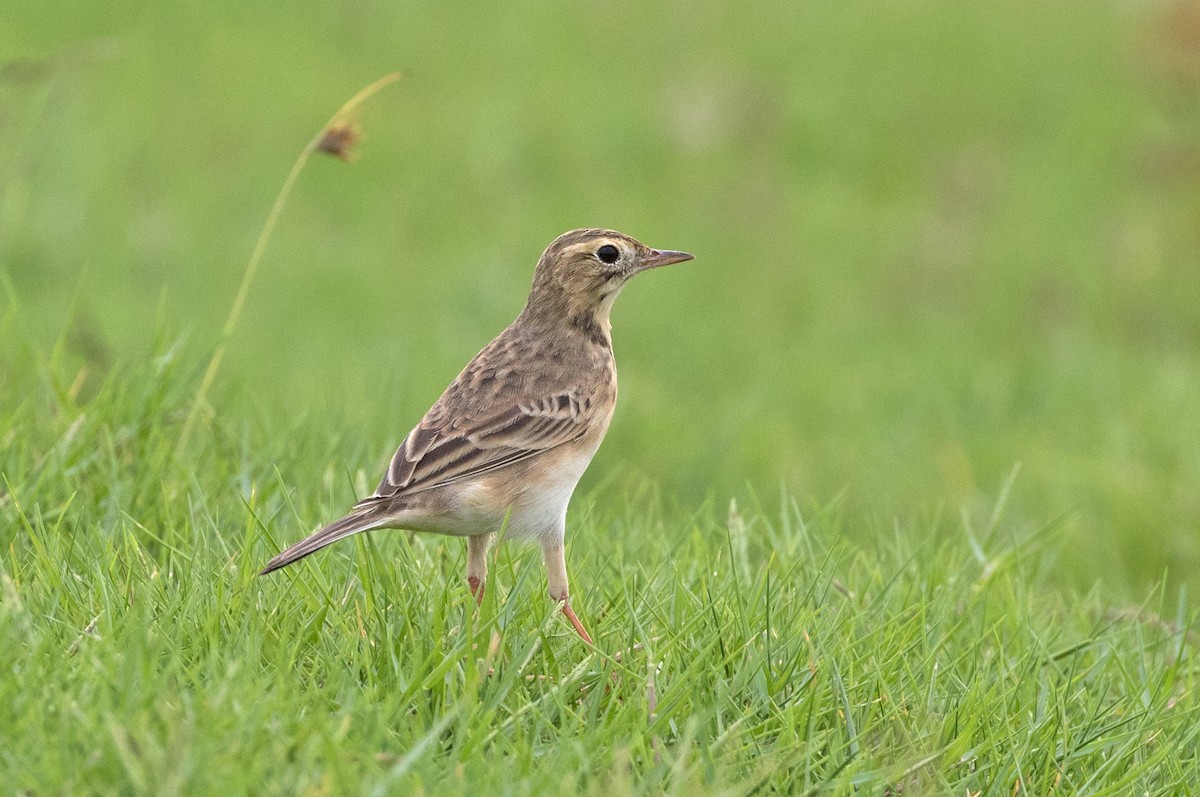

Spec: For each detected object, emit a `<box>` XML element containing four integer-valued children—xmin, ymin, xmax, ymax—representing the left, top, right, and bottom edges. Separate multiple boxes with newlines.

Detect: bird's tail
<box><xmin>260</xmin><ymin>506</ymin><xmax>390</xmax><ymax>575</ymax></box>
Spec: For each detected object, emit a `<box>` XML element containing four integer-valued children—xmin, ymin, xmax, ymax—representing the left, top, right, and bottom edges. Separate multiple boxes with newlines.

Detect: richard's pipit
<box><xmin>261</xmin><ymin>229</ymin><xmax>693</xmax><ymax>643</ymax></box>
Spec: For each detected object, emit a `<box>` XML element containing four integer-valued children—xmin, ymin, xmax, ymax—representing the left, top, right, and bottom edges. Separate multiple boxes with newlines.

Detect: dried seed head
<box><xmin>316</xmin><ymin>123</ymin><xmax>361</xmax><ymax>161</ymax></box>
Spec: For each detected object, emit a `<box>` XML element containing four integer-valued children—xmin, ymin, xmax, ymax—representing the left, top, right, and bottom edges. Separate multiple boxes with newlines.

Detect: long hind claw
<box><xmin>560</xmin><ymin>602</ymin><xmax>593</xmax><ymax>645</ymax></box>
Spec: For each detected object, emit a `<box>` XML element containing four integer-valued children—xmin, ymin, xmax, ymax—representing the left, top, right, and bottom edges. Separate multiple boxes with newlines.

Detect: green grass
<box><xmin>3</xmin><ymin>353</ymin><xmax>1197</xmax><ymax>793</ymax></box>
<box><xmin>4</xmin><ymin>0</ymin><xmax>1200</xmax><ymax>792</ymax></box>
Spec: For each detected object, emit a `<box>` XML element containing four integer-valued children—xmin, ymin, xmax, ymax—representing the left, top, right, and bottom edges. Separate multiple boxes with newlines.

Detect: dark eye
<box><xmin>596</xmin><ymin>244</ymin><xmax>620</xmax><ymax>264</ymax></box>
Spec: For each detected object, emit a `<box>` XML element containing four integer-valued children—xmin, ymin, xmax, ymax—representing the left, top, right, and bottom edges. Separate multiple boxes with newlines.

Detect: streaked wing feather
<box><xmin>368</xmin><ymin>390</ymin><xmax>590</xmax><ymax>500</ymax></box>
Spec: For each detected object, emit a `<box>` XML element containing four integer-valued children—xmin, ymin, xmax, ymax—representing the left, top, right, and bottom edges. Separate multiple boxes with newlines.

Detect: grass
<box><xmin>4</xmin><ymin>0</ymin><xmax>1200</xmax><ymax>792</ymax></box>
<box><xmin>2</xmin><ymin>351</ymin><xmax>1197</xmax><ymax>794</ymax></box>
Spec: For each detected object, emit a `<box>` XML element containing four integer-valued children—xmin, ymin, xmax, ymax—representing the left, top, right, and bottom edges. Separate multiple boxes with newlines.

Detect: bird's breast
<box><xmin>458</xmin><ymin>440</ymin><xmax>603</xmax><ymax>543</ymax></box>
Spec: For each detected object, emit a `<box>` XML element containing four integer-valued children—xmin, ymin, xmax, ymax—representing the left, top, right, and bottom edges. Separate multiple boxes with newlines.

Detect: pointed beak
<box><xmin>637</xmin><ymin>248</ymin><xmax>695</xmax><ymax>271</ymax></box>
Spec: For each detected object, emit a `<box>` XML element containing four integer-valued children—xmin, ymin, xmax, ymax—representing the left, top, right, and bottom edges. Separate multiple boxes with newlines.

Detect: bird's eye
<box><xmin>596</xmin><ymin>244</ymin><xmax>620</xmax><ymax>264</ymax></box>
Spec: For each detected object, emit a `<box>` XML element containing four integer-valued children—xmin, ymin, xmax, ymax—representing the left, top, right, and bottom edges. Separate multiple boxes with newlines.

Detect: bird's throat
<box><xmin>521</xmin><ymin>282</ymin><xmax>620</xmax><ymax>350</ymax></box>
<box><xmin>568</xmin><ymin>309</ymin><xmax>612</xmax><ymax>349</ymax></box>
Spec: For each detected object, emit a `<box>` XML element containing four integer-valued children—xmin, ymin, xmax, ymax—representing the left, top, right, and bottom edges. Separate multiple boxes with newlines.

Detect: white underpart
<box><xmin>597</xmin><ymin>280</ymin><xmax>625</xmax><ymax>316</ymax></box>
<box><xmin>446</xmin><ymin>441</ymin><xmax>601</xmax><ymax>544</ymax></box>
<box><xmin>513</xmin><ymin>445</ymin><xmax>598</xmax><ymax>543</ymax></box>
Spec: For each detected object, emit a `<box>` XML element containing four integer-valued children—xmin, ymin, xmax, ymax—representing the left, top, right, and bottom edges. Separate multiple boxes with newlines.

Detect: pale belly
<box><xmin>378</xmin><ymin>393</ymin><xmax>615</xmax><ymax>542</ymax></box>
<box><xmin>381</xmin><ymin>434</ymin><xmax>601</xmax><ymax>543</ymax></box>
<box><xmin>450</xmin><ymin>441</ymin><xmax>601</xmax><ymax>542</ymax></box>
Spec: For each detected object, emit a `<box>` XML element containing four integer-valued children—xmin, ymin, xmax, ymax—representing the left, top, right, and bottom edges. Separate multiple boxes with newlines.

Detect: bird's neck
<box><xmin>518</xmin><ymin>288</ymin><xmax>617</xmax><ymax>350</ymax></box>
<box><xmin>567</xmin><ymin>306</ymin><xmax>612</xmax><ymax>349</ymax></box>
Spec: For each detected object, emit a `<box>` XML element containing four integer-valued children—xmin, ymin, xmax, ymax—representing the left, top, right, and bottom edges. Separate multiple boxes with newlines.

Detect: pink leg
<box><xmin>467</xmin><ymin>533</ymin><xmax>493</xmax><ymax>606</ymax></box>
<box><xmin>542</xmin><ymin>542</ymin><xmax>593</xmax><ymax>645</ymax></box>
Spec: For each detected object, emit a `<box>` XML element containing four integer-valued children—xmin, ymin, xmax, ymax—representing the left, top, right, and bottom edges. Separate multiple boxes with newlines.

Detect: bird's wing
<box><xmin>362</xmin><ymin>388</ymin><xmax>596</xmax><ymax>502</ymax></box>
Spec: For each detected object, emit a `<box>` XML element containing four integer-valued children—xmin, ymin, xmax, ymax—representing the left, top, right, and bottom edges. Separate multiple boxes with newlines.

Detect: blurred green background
<box><xmin>3</xmin><ymin>0</ymin><xmax>1199</xmax><ymax>596</ymax></box>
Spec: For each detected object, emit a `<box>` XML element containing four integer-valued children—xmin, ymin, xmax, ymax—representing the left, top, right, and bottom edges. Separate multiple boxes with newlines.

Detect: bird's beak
<box><xmin>637</xmin><ymin>248</ymin><xmax>695</xmax><ymax>271</ymax></box>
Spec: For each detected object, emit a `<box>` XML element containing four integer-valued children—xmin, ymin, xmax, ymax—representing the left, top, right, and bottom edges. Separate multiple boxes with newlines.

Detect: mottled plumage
<box><xmin>261</xmin><ymin>228</ymin><xmax>692</xmax><ymax>643</ymax></box>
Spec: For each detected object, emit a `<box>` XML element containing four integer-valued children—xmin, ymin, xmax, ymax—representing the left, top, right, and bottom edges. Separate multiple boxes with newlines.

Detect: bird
<box><xmin>260</xmin><ymin>228</ymin><xmax>693</xmax><ymax>644</ymax></box>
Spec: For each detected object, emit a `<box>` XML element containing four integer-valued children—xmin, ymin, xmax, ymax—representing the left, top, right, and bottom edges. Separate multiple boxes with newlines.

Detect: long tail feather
<box><xmin>260</xmin><ymin>508</ymin><xmax>389</xmax><ymax>575</ymax></box>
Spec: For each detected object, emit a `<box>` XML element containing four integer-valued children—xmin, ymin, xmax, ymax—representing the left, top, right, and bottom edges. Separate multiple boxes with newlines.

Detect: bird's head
<box><xmin>524</xmin><ymin>229</ymin><xmax>693</xmax><ymax>331</ymax></box>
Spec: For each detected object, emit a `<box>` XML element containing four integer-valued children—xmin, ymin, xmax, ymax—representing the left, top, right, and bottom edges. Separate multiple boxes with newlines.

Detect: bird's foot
<box><xmin>468</xmin><ymin>576</ymin><xmax>485</xmax><ymax>606</ymax></box>
<box><xmin>560</xmin><ymin>601</ymin><xmax>593</xmax><ymax>645</ymax></box>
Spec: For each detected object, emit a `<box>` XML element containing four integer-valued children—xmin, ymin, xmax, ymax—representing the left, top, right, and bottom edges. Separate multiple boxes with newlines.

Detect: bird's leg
<box><xmin>467</xmin><ymin>532</ymin><xmax>493</xmax><ymax>606</ymax></box>
<box><xmin>542</xmin><ymin>541</ymin><xmax>593</xmax><ymax>645</ymax></box>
